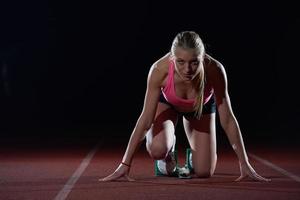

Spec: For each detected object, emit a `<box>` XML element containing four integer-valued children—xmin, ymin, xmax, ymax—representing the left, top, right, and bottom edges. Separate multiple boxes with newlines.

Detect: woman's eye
<box><xmin>177</xmin><ymin>61</ymin><xmax>184</xmax><ymax>65</ymax></box>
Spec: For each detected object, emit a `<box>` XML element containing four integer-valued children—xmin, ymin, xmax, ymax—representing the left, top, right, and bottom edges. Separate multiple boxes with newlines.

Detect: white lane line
<box><xmin>54</xmin><ymin>142</ymin><xmax>101</xmax><ymax>200</ymax></box>
<box><xmin>249</xmin><ymin>153</ymin><xmax>300</xmax><ymax>183</ymax></box>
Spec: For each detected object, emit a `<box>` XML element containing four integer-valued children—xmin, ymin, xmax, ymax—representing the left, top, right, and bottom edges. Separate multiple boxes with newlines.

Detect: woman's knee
<box><xmin>194</xmin><ymin>158</ymin><xmax>217</xmax><ymax>178</ymax></box>
<box><xmin>146</xmin><ymin>126</ymin><xmax>175</xmax><ymax>160</ymax></box>
<box><xmin>146</xmin><ymin>141</ymin><xmax>170</xmax><ymax>160</ymax></box>
<box><xmin>146</xmin><ymin>133</ymin><xmax>174</xmax><ymax>160</ymax></box>
<box><xmin>194</xmin><ymin>167</ymin><xmax>215</xmax><ymax>178</ymax></box>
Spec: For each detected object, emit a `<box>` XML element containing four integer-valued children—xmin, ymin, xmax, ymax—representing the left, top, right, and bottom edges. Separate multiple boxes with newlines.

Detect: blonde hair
<box><xmin>171</xmin><ymin>31</ymin><xmax>205</xmax><ymax>119</ymax></box>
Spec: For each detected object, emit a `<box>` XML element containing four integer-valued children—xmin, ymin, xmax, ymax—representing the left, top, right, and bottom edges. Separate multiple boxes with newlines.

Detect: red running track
<box><xmin>0</xmin><ymin>137</ymin><xmax>299</xmax><ymax>200</ymax></box>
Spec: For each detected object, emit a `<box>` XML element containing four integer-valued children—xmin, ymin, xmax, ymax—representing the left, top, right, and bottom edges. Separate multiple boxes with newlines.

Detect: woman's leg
<box><xmin>146</xmin><ymin>102</ymin><xmax>178</xmax><ymax>175</ymax></box>
<box><xmin>146</xmin><ymin>102</ymin><xmax>178</xmax><ymax>159</ymax></box>
<box><xmin>183</xmin><ymin>113</ymin><xmax>217</xmax><ymax>178</ymax></box>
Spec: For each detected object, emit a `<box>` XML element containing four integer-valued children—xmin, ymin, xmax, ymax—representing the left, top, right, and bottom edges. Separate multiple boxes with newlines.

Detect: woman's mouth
<box><xmin>184</xmin><ymin>73</ymin><xmax>193</xmax><ymax>77</ymax></box>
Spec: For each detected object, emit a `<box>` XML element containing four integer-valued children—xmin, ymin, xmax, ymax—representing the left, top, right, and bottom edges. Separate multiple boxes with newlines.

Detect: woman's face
<box><xmin>173</xmin><ymin>47</ymin><xmax>203</xmax><ymax>82</ymax></box>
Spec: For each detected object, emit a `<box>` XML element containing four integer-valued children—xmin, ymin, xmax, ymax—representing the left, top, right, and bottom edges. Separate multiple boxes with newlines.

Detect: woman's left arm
<box><xmin>210</xmin><ymin>60</ymin><xmax>271</xmax><ymax>182</ymax></box>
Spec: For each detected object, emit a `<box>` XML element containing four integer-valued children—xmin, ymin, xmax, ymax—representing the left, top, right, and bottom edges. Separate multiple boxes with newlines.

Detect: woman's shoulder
<box><xmin>204</xmin><ymin>54</ymin><xmax>225</xmax><ymax>74</ymax></box>
<box><xmin>147</xmin><ymin>52</ymin><xmax>170</xmax><ymax>86</ymax></box>
<box><xmin>204</xmin><ymin>54</ymin><xmax>226</xmax><ymax>84</ymax></box>
<box><xmin>204</xmin><ymin>54</ymin><xmax>223</xmax><ymax>68</ymax></box>
<box><xmin>149</xmin><ymin>52</ymin><xmax>170</xmax><ymax>77</ymax></box>
<box><xmin>153</xmin><ymin>52</ymin><xmax>171</xmax><ymax>72</ymax></box>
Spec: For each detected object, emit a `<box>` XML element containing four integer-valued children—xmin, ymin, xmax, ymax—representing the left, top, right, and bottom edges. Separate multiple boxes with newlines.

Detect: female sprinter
<box><xmin>100</xmin><ymin>31</ymin><xmax>270</xmax><ymax>182</ymax></box>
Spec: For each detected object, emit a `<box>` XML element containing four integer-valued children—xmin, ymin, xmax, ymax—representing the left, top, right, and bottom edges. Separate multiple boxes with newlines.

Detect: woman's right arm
<box><xmin>100</xmin><ymin>63</ymin><xmax>164</xmax><ymax>181</ymax></box>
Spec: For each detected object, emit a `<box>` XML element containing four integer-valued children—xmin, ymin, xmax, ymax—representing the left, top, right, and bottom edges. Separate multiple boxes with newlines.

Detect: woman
<box><xmin>100</xmin><ymin>31</ymin><xmax>270</xmax><ymax>182</ymax></box>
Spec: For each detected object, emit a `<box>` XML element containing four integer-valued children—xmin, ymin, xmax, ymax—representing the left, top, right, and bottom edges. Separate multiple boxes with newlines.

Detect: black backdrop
<box><xmin>1</xmin><ymin>0</ymin><xmax>299</xmax><ymax>144</ymax></box>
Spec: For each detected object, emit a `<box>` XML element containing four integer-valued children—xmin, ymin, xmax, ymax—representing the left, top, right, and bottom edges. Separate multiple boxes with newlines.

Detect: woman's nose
<box><xmin>184</xmin><ymin>64</ymin><xmax>193</xmax><ymax>71</ymax></box>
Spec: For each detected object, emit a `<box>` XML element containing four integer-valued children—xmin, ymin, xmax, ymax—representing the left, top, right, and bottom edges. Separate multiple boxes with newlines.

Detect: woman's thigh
<box><xmin>146</xmin><ymin>102</ymin><xmax>178</xmax><ymax>159</ymax></box>
<box><xmin>183</xmin><ymin>113</ymin><xmax>217</xmax><ymax>177</ymax></box>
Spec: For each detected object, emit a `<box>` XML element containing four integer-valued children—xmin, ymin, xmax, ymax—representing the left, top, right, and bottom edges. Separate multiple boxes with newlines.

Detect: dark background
<box><xmin>0</xmin><ymin>0</ymin><xmax>299</xmax><ymax>146</ymax></box>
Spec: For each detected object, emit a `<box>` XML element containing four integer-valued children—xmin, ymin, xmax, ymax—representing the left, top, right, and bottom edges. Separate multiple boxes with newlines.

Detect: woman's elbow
<box><xmin>138</xmin><ymin>115</ymin><xmax>153</xmax><ymax>131</ymax></box>
<box><xmin>220</xmin><ymin>115</ymin><xmax>235</xmax><ymax>132</ymax></box>
<box><xmin>144</xmin><ymin>121</ymin><xmax>153</xmax><ymax>131</ymax></box>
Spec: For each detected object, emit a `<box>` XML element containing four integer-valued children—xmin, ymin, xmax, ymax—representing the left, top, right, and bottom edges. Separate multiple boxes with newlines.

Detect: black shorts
<box><xmin>159</xmin><ymin>91</ymin><xmax>216</xmax><ymax>118</ymax></box>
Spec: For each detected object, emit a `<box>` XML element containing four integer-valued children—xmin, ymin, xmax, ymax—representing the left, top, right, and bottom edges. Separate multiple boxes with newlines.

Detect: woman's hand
<box><xmin>99</xmin><ymin>163</ymin><xmax>135</xmax><ymax>182</ymax></box>
<box><xmin>235</xmin><ymin>162</ymin><xmax>271</xmax><ymax>182</ymax></box>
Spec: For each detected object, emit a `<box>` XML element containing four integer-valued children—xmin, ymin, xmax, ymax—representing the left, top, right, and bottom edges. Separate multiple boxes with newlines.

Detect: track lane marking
<box><xmin>249</xmin><ymin>153</ymin><xmax>300</xmax><ymax>183</ymax></box>
<box><xmin>54</xmin><ymin>142</ymin><xmax>100</xmax><ymax>200</ymax></box>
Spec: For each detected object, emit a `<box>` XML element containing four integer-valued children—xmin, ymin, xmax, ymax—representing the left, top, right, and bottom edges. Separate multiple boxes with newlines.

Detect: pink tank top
<box><xmin>161</xmin><ymin>60</ymin><xmax>214</xmax><ymax>110</ymax></box>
